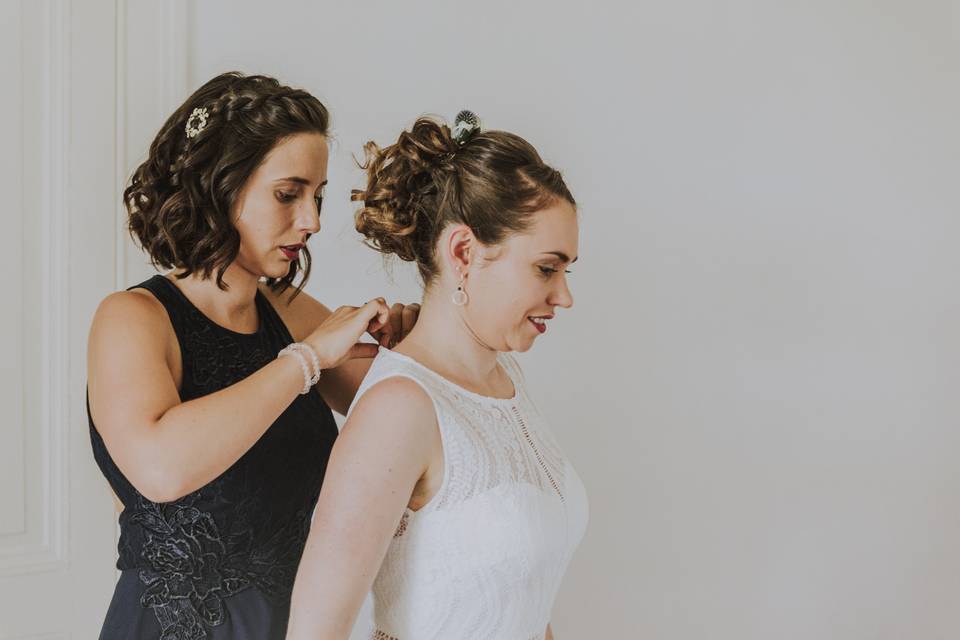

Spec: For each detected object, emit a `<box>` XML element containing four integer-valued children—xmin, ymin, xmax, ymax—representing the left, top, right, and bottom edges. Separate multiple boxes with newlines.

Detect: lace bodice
<box><xmin>348</xmin><ymin>347</ymin><xmax>588</xmax><ymax>640</ymax></box>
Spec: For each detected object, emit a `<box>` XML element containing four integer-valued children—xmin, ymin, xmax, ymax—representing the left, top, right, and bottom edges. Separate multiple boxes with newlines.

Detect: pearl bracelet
<box><xmin>278</xmin><ymin>343</ymin><xmax>322</xmax><ymax>394</ymax></box>
<box><xmin>286</xmin><ymin>342</ymin><xmax>322</xmax><ymax>386</ymax></box>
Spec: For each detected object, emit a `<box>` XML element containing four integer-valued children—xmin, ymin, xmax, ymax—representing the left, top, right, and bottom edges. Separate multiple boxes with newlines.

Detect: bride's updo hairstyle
<box><xmin>352</xmin><ymin>111</ymin><xmax>575</xmax><ymax>285</ymax></box>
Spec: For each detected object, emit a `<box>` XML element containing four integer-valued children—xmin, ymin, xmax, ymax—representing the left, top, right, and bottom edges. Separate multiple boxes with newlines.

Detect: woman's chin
<box><xmin>263</xmin><ymin>262</ymin><xmax>294</xmax><ymax>280</ymax></box>
<box><xmin>508</xmin><ymin>336</ymin><xmax>536</xmax><ymax>353</ymax></box>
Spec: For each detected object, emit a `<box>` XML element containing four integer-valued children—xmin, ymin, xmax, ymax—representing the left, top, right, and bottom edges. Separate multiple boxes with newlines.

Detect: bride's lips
<box><xmin>528</xmin><ymin>314</ymin><xmax>553</xmax><ymax>334</ymax></box>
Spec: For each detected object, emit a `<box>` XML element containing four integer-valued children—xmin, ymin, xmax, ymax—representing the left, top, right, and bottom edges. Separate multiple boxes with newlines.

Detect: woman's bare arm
<box><xmin>286</xmin><ymin>377</ymin><xmax>438</xmax><ymax>639</ymax></box>
<box><xmin>87</xmin><ymin>290</ymin><xmax>386</xmax><ymax>503</ymax></box>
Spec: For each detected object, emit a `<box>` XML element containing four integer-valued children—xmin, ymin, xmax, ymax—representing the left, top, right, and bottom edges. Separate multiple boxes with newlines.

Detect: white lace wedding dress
<box><xmin>348</xmin><ymin>347</ymin><xmax>589</xmax><ymax>640</ymax></box>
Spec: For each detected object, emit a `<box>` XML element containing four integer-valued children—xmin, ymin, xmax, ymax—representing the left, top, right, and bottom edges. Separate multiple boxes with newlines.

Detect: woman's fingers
<box><xmin>369</xmin><ymin>301</ymin><xmax>420</xmax><ymax>349</ymax></box>
<box><xmin>400</xmin><ymin>303</ymin><xmax>420</xmax><ymax>338</ymax></box>
<box><xmin>389</xmin><ymin>303</ymin><xmax>404</xmax><ymax>342</ymax></box>
<box><xmin>347</xmin><ymin>342</ymin><xmax>379</xmax><ymax>360</ymax></box>
<box><xmin>361</xmin><ymin>298</ymin><xmax>390</xmax><ymax>335</ymax></box>
<box><xmin>372</xmin><ymin>297</ymin><xmax>389</xmax><ymax>327</ymax></box>
<box><xmin>307</xmin><ymin>300</ymin><xmax>392</xmax><ymax>369</ymax></box>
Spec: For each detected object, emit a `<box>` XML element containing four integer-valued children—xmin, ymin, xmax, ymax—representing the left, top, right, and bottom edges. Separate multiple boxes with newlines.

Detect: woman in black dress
<box><xmin>87</xmin><ymin>72</ymin><xmax>418</xmax><ymax>639</ymax></box>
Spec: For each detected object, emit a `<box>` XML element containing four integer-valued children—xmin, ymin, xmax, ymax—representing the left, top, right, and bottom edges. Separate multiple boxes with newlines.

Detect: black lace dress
<box><xmin>89</xmin><ymin>275</ymin><xmax>338</xmax><ymax>639</ymax></box>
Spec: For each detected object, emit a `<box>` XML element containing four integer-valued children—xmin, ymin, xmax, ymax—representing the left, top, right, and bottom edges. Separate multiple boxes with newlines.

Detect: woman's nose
<box><xmin>551</xmin><ymin>276</ymin><xmax>574</xmax><ymax>309</ymax></box>
<box><xmin>299</xmin><ymin>199</ymin><xmax>321</xmax><ymax>234</ymax></box>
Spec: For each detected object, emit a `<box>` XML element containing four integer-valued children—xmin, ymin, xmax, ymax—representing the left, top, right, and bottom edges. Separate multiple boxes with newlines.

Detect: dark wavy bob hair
<box><xmin>124</xmin><ymin>72</ymin><xmax>330</xmax><ymax>295</ymax></box>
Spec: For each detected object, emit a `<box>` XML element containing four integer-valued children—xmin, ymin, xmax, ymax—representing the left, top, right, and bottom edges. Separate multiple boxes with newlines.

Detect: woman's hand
<box><xmin>303</xmin><ymin>298</ymin><xmax>391</xmax><ymax>370</ymax></box>
<box><xmin>371</xmin><ymin>302</ymin><xmax>421</xmax><ymax>349</ymax></box>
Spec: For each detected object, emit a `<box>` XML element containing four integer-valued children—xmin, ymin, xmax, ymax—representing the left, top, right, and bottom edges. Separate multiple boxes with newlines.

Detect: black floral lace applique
<box><xmin>128</xmin><ymin>493</ymin><xmax>315</xmax><ymax>638</ymax></box>
<box><xmin>133</xmin><ymin>501</ymin><xmax>248</xmax><ymax>638</ymax></box>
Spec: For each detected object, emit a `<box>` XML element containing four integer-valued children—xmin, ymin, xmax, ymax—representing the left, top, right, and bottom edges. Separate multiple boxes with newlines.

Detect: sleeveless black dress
<box><xmin>89</xmin><ymin>275</ymin><xmax>338</xmax><ymax>639</ymax></box>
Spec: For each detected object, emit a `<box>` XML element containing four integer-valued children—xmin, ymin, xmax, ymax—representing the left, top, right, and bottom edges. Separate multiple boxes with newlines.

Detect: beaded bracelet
<box><xmin>278</xmin><ymin>344</ymin><xmax>313</xmax><ymax>395</ymax></box>
<box><xmin>286</xmin><ymin>342</ymin><xmax>322</xmax><ymax>386</ymax></box>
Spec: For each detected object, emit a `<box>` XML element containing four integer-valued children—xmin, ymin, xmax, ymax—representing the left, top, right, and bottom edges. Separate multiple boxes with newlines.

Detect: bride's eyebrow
<box><xmin>539</xmin><ymin>251</ymin><xmax>578</xmax><ymax>264</ymax></box>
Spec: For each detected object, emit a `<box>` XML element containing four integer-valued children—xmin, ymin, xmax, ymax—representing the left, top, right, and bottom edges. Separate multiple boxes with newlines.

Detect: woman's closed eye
<box><xmin>538</xmin><ymin>265</ymin><xmax>572</xmax><ymax>277</ymax></box>
<box><xmin>276</xmin><ymin>189</ymin><xmax>299</xmax><ymax>203</ymax></box>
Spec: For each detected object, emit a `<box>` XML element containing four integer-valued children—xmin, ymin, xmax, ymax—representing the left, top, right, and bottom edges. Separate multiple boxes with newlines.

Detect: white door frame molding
<box><xmin>0</xmin><ymin>0</ymin><xmax>70</xmax><ymax>579</ymax></box>
<box><xmin>0</xmin><ymin>1</ymin><xmax>189</xmax><ymax>636</ymax></box>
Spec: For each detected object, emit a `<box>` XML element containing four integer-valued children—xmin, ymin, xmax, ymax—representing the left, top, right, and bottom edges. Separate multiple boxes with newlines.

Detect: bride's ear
<box><xmin>444</xmin><ymin>224</ymin><xmax>477</xmax><ymax>274</ymax></box>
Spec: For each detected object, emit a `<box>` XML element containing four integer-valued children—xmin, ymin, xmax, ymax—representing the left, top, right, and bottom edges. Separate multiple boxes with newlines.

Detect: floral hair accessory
<box><xmin>451</xmin><ymin>110</ymin><xmax>481</xmax><ymax>146</ymax></box>
<box><xmin>185</xmin><ymin>107</ymin><xmax>209</xmax><ymax>139</ymax></box>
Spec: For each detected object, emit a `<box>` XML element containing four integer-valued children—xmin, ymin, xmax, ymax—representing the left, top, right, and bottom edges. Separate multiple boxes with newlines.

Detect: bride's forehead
<box><xmin>509</xmin><ymin>204</ymin><xmax>579</xmax><ymax>251</ymax></box>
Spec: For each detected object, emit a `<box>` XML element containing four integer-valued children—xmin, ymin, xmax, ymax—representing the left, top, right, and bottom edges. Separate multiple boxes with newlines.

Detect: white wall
<box><xmin>187</xmin><ymin>1</ymin><xmax>960</xmax><ymax>638</ymax></box>
<box><xmin>0</xmin><ymin>1</ymin><xmax>130</xmax><ymax>636</ymax></box>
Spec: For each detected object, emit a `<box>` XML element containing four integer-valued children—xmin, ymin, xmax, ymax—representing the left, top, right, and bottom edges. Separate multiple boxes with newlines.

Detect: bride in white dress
<box><xmin>287</xmin><ymin>112</ymin><xmax>588</xmax><ymax>640</ymax></box>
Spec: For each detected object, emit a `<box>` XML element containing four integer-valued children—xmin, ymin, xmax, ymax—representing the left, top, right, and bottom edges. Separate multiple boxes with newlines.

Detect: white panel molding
<box><xmin>0</xmin><ymin>0</ymin><xmax>70</xmax><ymax>577</ymax></box>
<box><xmin>113</xmin><ymin>0</ymin><xmax>127</xmax><ymax>291</ymax></box>
<box><xmin>117</xmin><ymin>0</ymin><xmax>189</xmax><ymax>288</ymax></box>
<box><xmin>159</xmin><ymin>0</ymin><xmax>190</xmax><ymax>112</ymax></box>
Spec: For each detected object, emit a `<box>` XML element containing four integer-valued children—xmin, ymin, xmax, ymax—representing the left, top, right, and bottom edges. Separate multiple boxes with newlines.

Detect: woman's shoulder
<box><xmin>346</xmin><ymin>369</ymin><xmax>438</xmax><ymax>442</ymax></box>
<box><xmin>92</xmin><ymin>287</ymin><xmax>169</xmax><ymax>333</ymax></box>
<box><xmin>356</xmin><ymin>373</ymin><xmax>434</xmax><ymax>412</ymax></box>
<box><xmin>357</xmin><ymin>349</ymin><xmax>433</xmax><ymax>393</ymax></box>
<box><xmin>345</xmin><ymin>349</ymin><xmax>438</xmax><ymax>413</ymax></box>
<box><xmin>88</xmin><ymin>288</ymin><xmax>177</xmax><ymax>369</ymax></box>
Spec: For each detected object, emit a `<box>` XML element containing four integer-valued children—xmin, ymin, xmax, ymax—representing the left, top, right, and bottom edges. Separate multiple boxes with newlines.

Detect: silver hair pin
<box><xmin>185</xmin><ymin>107</ymin><xmax>209</xmax><ymax>139</ymax></box>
